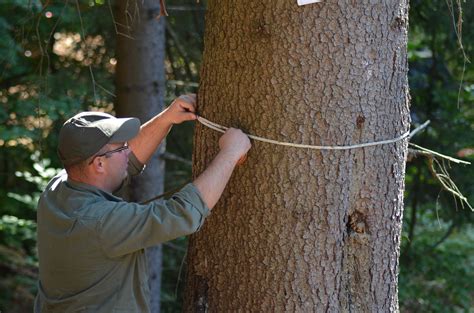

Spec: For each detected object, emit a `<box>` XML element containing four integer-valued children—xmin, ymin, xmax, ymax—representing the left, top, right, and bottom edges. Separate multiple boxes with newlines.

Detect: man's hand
<box><xmin>219</xmin><ymin>128</ymin><xmax>252</xmax><ymax>165</ymax></box>
<box><xmin>129</xmin><ymin>93</ymin><xmax>197</xmax><ymax>164</ymax></box>
<box><xmin>162</xmin><ymin>94</ymin><xmax>198</xmax><ymax>125</ymax></box>
<box><xmin>193</xmin><ymin>128</ymin><xmax>251</xmax><ymax>209</ymax></box>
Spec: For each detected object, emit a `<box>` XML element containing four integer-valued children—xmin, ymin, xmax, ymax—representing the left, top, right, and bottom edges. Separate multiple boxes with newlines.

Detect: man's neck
<box><xmin>67</xmin><ymin>172</ymin><xmax>112</xmax><ymax>193</ymax></box>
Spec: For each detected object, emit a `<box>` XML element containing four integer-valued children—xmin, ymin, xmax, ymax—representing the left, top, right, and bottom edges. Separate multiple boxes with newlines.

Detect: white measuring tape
<box><xmin>297</xmin><ymin>0</ymin><xmax>322</xmax><ymax>6</ymax></box>
<box><xmin>197</xmin><ymin>116</ymin><xmax>428</xmax><ymax>151</ymax></box>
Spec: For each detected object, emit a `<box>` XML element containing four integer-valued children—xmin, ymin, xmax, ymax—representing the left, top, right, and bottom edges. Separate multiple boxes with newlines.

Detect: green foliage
<box><xmin>0</xmin><ymin>150</ymin><xmax>58</xmax><ymax>311</ymax></box>
<box><xmin>0</xmin><ymin>243</ymin><xmax>37</xmax><ymax>313</ymax></box>
<box><xmin>399</xmin><ymin>1</ymin><xmax>474</xmax><ymax>311</ymax></box>
<box><xmin>0</xmin><ymin>215</ymin><xmax>36</xmax><ymax>256</ymax></box>
<box><xmin>404</xmin><ymin>0</ymin><xmax>474</xmax><ymax>233</ymax></box>
<box><xmin>400</xmin><ymin>225</ymin><xmax>474</xmax><ymax>312</ymax></box>
<box><xmin>0</xmin><ymin>216</ymin><xmax>38</xmax><ymax>311</ymax></box>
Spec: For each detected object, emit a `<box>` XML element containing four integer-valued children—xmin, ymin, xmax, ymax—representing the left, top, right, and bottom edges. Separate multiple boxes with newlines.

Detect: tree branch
<box><xmin>407</xmin><ymin>146</ymin><xmax>473</xmax><ymax>211</ymax></box>
<box><xmin>430</xmin><ymin>221</ymin><xmax>457</xmax><ymax>250</ymax></box>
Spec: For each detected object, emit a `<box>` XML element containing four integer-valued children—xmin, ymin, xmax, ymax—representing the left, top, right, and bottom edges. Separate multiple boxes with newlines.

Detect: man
<box><xmin>34</xmin><ymin>94</ymin><xmax>251</xmax><ymax>312</ymax></box>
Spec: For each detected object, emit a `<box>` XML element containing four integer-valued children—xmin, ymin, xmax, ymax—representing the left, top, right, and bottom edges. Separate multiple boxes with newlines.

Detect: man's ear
<box><xmin>91</xmin><ymin>157</ymin><xmax>106</xmax><ymax>174</ymax></box>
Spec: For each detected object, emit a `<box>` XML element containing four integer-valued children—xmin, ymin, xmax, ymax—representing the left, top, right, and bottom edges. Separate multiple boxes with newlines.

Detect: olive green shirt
<box><xmin>35</xmin><ymin>154</ymin><xmax>210</xmax><ymax>312</ymax></box>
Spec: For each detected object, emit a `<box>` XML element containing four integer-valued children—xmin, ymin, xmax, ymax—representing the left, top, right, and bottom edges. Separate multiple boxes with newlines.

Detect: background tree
<box><xmin>184</xmin><ymin>1</ymin><xmax>411</xmax><ymax>311</ymax></box>
<box><xmin>114</xmin><ymin>0</ymin><xmax>167</xmax><ymax>311</ymax></box>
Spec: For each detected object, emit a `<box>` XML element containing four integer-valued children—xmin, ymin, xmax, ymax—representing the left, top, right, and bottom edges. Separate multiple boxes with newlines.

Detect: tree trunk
<box><xmin>114</xmin><ymin>1</ymin><xmax>166</xmax><ymax>312</ymax></box>
<box><xmin>185</xmin><ymin>1</ymin><xmax>410</xmax><ymax>312</ymax></box>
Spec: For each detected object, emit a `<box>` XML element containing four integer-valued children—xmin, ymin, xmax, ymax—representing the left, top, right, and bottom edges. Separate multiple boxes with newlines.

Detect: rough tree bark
<box><xmin>185</xmin><ymin>1</ymin><xmax>410</xmax><ymax>312</ymax></box>
<box><xmin>114</xmin><ymin>0</ymin><xmax>166</xmax><ymax>312</ymax></box>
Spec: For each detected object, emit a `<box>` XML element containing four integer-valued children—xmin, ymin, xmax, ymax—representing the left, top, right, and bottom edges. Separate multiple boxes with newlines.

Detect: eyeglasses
<box><xmin>88</xmin><ymin>142</ymin><xmax>129</xmax><ymax>165</ymax></box>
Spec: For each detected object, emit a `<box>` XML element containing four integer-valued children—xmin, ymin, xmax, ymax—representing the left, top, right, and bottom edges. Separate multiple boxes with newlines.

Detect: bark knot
<box><xmin>356</xmin><ymin>115</ymin><xmax>365</xmax><ymax>129</ymax></box>
<box><xmin>391</xmin><ymin>16</ymin><xmax>407</xmax><ymax>30</ymax></box>
<box><xmin>347</xmin><ymin>211</ymin><xmax>367</xmax><ymax>234</ymax></box>
<box><xmin>252</xmin><ymin>14</ymin><xmax>272</xmax><ymax>38</ymax></box>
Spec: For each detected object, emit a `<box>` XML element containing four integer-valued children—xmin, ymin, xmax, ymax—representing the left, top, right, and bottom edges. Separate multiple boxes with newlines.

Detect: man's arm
<box><xmin>128</xmin><ymin>92</ymin><xmax>251</xmax><ymax>209</ymax></box>
<box><xmin>193</xmin><ymin>128</ymin><xmax>251</xmax><ymax>209</ymax></box>
<box><xmin>128</xmin><ymin>94</ymin><xmax>197</xmax><ymax>164</ymax></box>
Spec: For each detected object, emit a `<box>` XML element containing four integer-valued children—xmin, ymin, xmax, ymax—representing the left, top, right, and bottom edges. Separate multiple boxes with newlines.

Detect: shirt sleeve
<box><xmin>98</xmin><ymin>183</ymin><xmax>210</xmax><ymax>258</ymax></box>
<box><xmin>127</xmin><ymin>151</ymin><xmax>145</xmax><ymax>176</ymax></box>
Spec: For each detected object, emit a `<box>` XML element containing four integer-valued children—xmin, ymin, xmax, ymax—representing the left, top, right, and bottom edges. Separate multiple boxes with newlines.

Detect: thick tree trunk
<box><xmin>114</xmin><ymin>1</ymin><xmax>166</xmax><ymax>312</ymax></box>
<box><xmin>185</xmin><ymin>1</ymin><xmax>410</xmax><ymax>312</ymax></box>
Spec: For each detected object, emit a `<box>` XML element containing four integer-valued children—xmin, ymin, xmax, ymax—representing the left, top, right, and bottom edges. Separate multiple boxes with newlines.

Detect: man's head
<box><xmin>58</xmin><ymin>111</ymin><xmax>140</xmax><ymax>190</ymax></box>
<box><xmin>58</xmin><ymin>111</ymin><xmax>140</xmax><ymax>166</ymax></box>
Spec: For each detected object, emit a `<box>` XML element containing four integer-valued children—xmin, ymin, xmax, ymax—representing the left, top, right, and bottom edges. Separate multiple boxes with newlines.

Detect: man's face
<box><xmin>99</xmin><ymin>142</ymin><xmax>130</xmax><ymax>190</ymax></box>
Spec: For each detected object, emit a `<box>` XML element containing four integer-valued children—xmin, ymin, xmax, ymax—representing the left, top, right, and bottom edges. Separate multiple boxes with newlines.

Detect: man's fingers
<box><xmin>184</xmin><ymin>112</ymin><xmax>198</xmax><ymax>120</ymax></box>
<box><xmin>180</xmin><ymin>99</ymin><xmax>196</xmax><ymax>112</ymax></box>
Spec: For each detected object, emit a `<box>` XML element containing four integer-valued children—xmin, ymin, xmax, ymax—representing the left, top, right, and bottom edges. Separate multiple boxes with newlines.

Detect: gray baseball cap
<box><xmin>58</xmin><ymin>111</ymin><xmax>140</xmax><ymax>166</ymax></box>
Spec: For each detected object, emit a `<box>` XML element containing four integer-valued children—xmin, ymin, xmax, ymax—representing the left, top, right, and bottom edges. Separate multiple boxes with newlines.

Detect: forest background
<box><xmin>0</xmin><ymin>0</ymin><xmax>472</xmax><ymax>312</ymax></box>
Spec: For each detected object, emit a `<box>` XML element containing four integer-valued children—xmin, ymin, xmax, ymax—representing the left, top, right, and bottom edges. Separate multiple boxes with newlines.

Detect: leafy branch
<box><xmin>408</xmin><ymin>143</ymin><xmax>472</xmax><ymax>211</ymax></box>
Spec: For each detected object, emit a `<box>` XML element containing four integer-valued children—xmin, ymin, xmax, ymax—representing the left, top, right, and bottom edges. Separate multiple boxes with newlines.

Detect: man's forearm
<box><xmin>193</xmin><ymin>151</ymin><xmax>240</xmax><ymax>210</ymax></box>
<box><xmin>128</xmin><ymin>95</ymin><xmax>197</xmax><ymax>165</ymax></box>
<box><xmin>129</xmin><ymin>113</ymin><xmax>172</xmax><ymax>164</ymax></box>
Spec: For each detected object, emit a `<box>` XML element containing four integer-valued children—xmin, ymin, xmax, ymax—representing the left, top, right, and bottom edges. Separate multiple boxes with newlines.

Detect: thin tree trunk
<box><xmin>185</xmin><ymin>1</ymin><xmax>410</xmax><ymax>312</ymax></box>
<box><xmin>114</xmin><ymin>0</ymin><xmax>166</xmax><ymax>312</ymax></box>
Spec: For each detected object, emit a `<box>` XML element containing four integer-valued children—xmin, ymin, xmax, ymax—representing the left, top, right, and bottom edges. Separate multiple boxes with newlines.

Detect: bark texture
<box><xmin>185</xmin><ymin>1</ymin><xmax>410</xmax><ymax>312</ymax></box>
<box><xmin>114</xmin><ymin>1</ymin><xmax>166</xmax><ymax>312</ymax></box>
